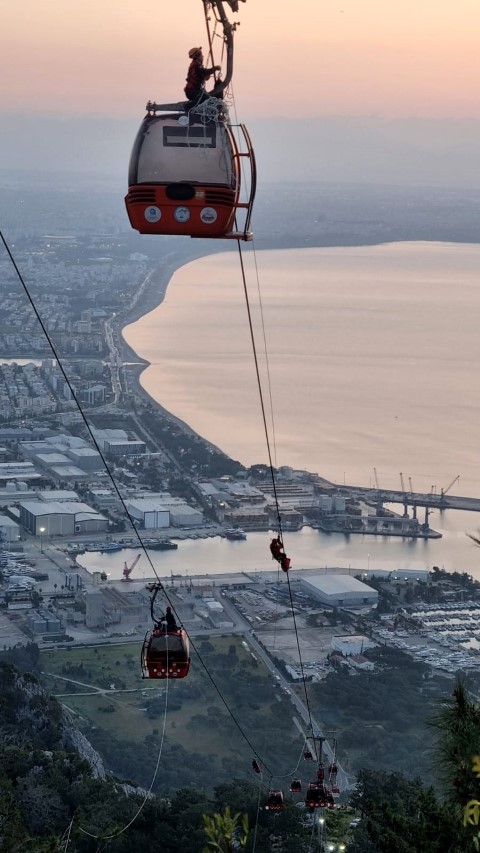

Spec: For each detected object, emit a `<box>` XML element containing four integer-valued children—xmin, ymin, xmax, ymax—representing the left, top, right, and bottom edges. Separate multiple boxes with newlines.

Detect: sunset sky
<box><xmin>2</xmin><ymin>0</ymin><xmax>480</xmax><ymax>118</ymax></box>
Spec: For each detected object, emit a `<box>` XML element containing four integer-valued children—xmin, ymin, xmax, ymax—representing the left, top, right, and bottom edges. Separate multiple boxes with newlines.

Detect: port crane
<box><xmin>122</xmin><ymin>553</ymin><xmax>141</xmax><ymax>582</ymax></box>
<box><xmin>440</xmin><ymin>474</ymin><xmax>460</xmax><ymax>500</ymax></box>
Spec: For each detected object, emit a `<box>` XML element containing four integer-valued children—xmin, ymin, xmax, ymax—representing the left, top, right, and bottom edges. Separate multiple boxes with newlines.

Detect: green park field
<box><xmin>40</xmin><ymin>636</ymin><xmax>304</xmax><ymax>791</ymax></box>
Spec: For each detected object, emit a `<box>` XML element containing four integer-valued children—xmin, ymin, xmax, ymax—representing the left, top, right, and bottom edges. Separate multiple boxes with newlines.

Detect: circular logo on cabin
<box><xmin>144</xmin><ymin>206</ymin><xmax>161</xmax><ymax>223</ymax></box>
<box><xmin>174</xmin><ymin>206</ymin><xmax>191</xmax><ymax>223</ymax></box>
<box><xmin>200</xmin><ymin>207</ymin><xmax>218</xmax><ymax>224</ymax></box>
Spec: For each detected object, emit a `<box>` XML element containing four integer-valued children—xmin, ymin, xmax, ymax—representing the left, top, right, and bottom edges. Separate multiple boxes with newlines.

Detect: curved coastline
<box><xmin>120</xmin><ymin>261</ymin><xmax>193</xmax><ymax>428</ymax></box>
<box><xmin>118</xmin><ymin>247</ymin><xmax>238</xmax><ymax>444</ymax></box>
<box><xmin>116</xmin><ymin>238</ymin><xmax>432</xmax><ymax>437</ymax></box>
<box><xmin>117</xmin><ymin>241</ymin><xmax>480</xmax><ymax>488</ymax></box>
<box><xmin>104</xmin><ymin>240</ymin><xmax>480</xmax><ymax>580</ymax></box>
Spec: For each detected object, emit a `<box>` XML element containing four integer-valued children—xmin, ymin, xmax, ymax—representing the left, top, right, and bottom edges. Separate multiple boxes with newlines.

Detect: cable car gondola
<box><xmin>290</xmin><ymin>779</ymin><xmax>302</xmax><ymax>793</ymax></box>
<box><xmin>141</xmin><ymin>627</ymin><xmax>191</xmax><ymax>679</ymax></box>
<box><xmin>125</xmin><ymin>1</ymin><xmax>256</xmax><ymax>241</ymax></box>
<box><xmin>141</xmin><ymin>583</ymin><xmax>191</xmax><ymax>679</ymax></box>
<box><xmin>305</xmin><ymin>782</ymin><xmax>331</xmax><ymax>810</ymax></box>
<box><xmin>266</xmin><ymin>790</ymin><xmax>284</xmax><ymax>811</ymax></box>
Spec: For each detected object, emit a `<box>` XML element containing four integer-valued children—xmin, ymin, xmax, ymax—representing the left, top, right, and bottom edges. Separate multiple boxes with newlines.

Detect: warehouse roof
<box><xmin>301</xmin><ymin>573</ymin><xmax>376</xmax><ymax>595</ymax></box>
<box><xmin>19</xmin><ymin>500</ymin><xmax>104</xmax><ymax>519</ymax></box>
<box><xmin>128</xmin><ymin>498</ymin><xmax>170</xmax><ymax>512</ymax></box>
<box><xmin>34</xmin><ymin>453</ymin><xmax>71</xmax><ymax>465</ymax></box>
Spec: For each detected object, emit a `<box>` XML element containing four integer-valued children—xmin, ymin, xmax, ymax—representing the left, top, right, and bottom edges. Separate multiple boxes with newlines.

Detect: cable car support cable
<box><xmin>286</xmin><ymin>573</ymin><xmax>319</xmax><ymax>761</ymax></box>
<box><xmin>236</xmin><ymin>240</ymin><xmax>320</xmax><ymax>760</ymax></box>
<box><xmin>0</xmin><ymin>228</ymin><xmax>275</xmax><ymax>782</ymax></box>
<box><xmin>236</xmin><ymin>242</ymin><xmax>283</xmax><ymax>536</ymax></box>
<box><xmin>79</xmin><ymin>675</ymin><xmax>171</xmax><ymax>841</ymax></box>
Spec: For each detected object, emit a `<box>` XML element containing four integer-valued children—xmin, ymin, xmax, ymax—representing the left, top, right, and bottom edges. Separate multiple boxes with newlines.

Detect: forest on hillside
<box><xmin>2</xmin><ymin>641</ymin><xmax>480</xmax><ymax>851</ymax></box>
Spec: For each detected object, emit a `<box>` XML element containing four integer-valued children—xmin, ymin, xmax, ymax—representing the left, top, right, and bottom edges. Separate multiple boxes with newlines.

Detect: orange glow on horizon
<box><xmin>1</xmin><ymin>0</ymin><xmax>480</xmax><ymax>118</ymax></box>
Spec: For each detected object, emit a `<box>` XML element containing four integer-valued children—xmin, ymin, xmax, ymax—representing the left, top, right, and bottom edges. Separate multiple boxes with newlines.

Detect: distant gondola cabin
<box><xmin>266</xmin><ymin>790</ymin><xmax>284</xmax><ymax>811</ymax></box>
<box><xmin>305</xmin><ymin>782</ymin><xmax>330</xmax><ymax>810</ymax></box>
<box><xmin>141</xmin><ymin>628</ymin><xmax>191</xmax><ymax>679</ymax></box>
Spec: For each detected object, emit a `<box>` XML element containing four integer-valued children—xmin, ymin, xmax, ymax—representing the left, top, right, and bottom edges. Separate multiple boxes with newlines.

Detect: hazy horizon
<box><xmin>3</xmin><ymin>1</ymin><xmax>480</xmax><ymax>119</ymax></box>
<box><xmin>3</xmin><ymin>1</ymin><xmax>480</xmax><ymax>190</ymax></box>
<box><xmin>2</xmin><ymin>113</ymin><xmax>480</xmax><ymax>189</ymax></box>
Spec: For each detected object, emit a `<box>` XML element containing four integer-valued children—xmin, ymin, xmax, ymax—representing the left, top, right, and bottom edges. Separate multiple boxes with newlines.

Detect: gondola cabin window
<box><xmin>164</xmin><ymin>125</ymin><xmax>216</xmax><ymax>148</ymax></box>
<box><xmin>150</xmin><ymin>632</ymin><xmax>185</xmax><ymax>657</ymax></box>
<box><xmin>132</xmin><ymin>116</ymin><xmax>234</xmax><ymax>187</ymax></box>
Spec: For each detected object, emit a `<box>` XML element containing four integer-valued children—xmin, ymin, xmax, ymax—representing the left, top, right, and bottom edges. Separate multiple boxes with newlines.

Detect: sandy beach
<box><xmin>117</xmin><ymin>249</ymin><xmax>208</xmax><ymax>430</ymax></box>
<box><xmin>119</xmin><ymin>243</ymin><xmax>234</xmax><ymax>358</ymax></box>
<box><xmin>118</xmin><ymin>245</ymin><xmax>233</xmax><ymax>434</ymax></box>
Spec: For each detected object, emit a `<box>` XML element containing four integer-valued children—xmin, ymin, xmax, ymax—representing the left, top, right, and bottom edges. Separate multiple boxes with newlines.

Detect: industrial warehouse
<box><xmin>299</xmin><ymin>573</ymin><xmax>378</xmax><ymax>609</ymax></box>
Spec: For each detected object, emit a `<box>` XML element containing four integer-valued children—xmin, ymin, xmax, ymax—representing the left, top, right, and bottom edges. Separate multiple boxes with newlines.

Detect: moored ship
<box><xmin>142</xmin><ymin>539</ymin><xmax>178</xmax><ymax>551</ymax></box>
<box><xmin>224</xmin><ymin>528</ymin><xmax>247</xmax><ymax>541</ymax></box>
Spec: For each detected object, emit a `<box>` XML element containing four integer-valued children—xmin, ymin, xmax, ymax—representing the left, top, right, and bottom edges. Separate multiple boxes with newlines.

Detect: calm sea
<box><xmin>119</xmin><ymin>242</ymin><xmax>480</xmax><ymax>579</ymax></box>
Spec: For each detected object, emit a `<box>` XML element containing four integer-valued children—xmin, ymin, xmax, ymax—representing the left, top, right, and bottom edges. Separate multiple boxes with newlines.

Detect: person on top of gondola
<box><xmin>270</xmin><ymin>537</ymin><xmax>291</xmax><ymax>572</ymax></box>
<box><xmin>184</xmin><ymin>47</ymin><xmax>221</xmax><ymax>104</ymax></box>
<box><xmin>162</xmin><ymin>606</ymin><xmax>178</xmax><ymax>633</ymax></box>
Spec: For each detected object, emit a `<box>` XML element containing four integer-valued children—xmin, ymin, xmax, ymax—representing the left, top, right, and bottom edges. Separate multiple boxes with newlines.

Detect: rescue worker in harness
<box><xmin>270</xmin><ymin>536</ymin><xmax>291</xmax><ymax>572</ymax></box>
<box><xmin>184</xmin><ymin>47</ymin><xmax>221</xmax><ymax>105</ymax></box>
<box><xmin>162</xmin><ymin>606</ymin><xmax>178</xmax><ymax>632</ymax></box>
<box><xmin>146</xmin><ymin>584</ymin><xmax>179</xmax><ymax>632</ymax></box>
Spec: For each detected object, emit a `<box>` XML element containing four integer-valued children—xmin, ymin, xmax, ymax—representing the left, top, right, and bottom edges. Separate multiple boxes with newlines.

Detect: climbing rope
<box><xmin>236</xmin><ymin>239</ymin><xmax>319</xmax><ymax>760</ymax></box>
<box><xmin>0</xmin><ymin>230</ymin><xmax>277</xmax><ymax>802</ymax></box>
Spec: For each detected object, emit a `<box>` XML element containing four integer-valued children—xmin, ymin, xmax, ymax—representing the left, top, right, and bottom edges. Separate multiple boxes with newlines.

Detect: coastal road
<box><xmin>104</xmin><ymin>266</ymin><xmax>165</xmax><ymax>404</ymax></box>
<box><xmin>104</xmin><ymin>313</ymin><xmax>123</xmax><ymax>404</ymax></box>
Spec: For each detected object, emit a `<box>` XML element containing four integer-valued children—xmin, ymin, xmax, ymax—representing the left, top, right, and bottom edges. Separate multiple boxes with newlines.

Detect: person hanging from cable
<box><xmin>269</xmin><ymin>536</ymin><xmax>291</xmax><ymax>572</ymax></box>
<box><xmin>270</xmin><ymin>536</ymin><xmax>283</xmax><ymax>561</ymax></box>
<box><xmin>184</xmin><ymin>47</ymin><xmax>221</xmax><ymax>106</ymax></box>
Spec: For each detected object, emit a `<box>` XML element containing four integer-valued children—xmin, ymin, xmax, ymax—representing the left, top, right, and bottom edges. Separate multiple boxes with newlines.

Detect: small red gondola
<box><xmin>304</xmin><ymin>749</ymin><xmax>314</xmax><ymax>761</ymax></box>
<box><xmin>305</xmin><ymin>782</ymin><xmax>332</xmax><ymax>810</ymax></box>
<box><xmin>142</xmin><ymin>582</ymin><xmax>190</xmax><ymax>679</ymax></box>
<box><xmin>252</xmin><ymin>759</ymin><xmax>261</xmax><ymax>774</ymax></box>
<box><xmin>266</xmin><ymin>790</ymin><xmax>284</xmax><ymax>811</ymax></box>
<box><xmin>290</xmin><ymin>779</ymin><xmax>302</xmax><ymax>793</ymax></box>
<box><xmin>141</xmin><ymin>627</ymin><xmax>191</xmax><ymax>679</ymax></box>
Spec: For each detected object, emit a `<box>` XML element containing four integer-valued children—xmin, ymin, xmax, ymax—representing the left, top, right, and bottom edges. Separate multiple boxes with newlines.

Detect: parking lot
<box><xmin>260</xmin><ymin>619</ymin><xmax>335</xmax><ymax>666</ymax></box>
<box><xmin>0</xmin><ymin>610</ymin><xmax>29</xmax><ymax>648</ymax></box>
